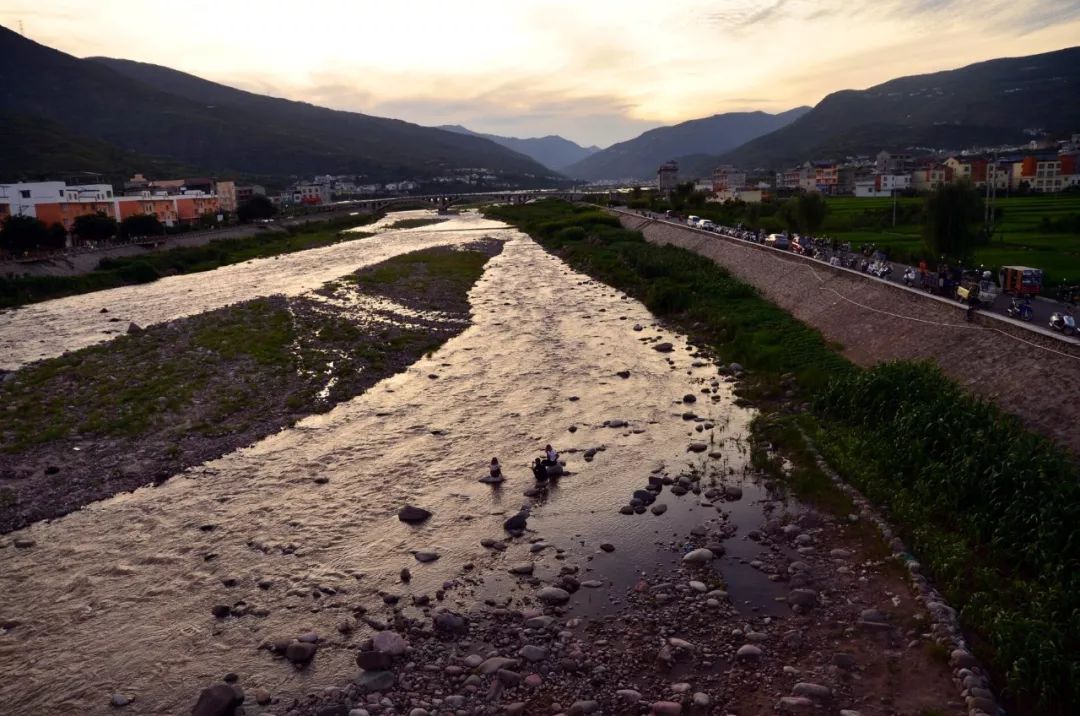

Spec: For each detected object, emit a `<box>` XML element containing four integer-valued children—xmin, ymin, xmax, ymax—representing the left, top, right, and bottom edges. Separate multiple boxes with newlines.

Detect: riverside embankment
<box><xmin>614</xmin><ymin>210</ymin><xmax>1080</xmax><ymax>458</ymax></box>
<box><xmin>0</xmin><ymin>211</ymin><xmax>963</xmax><ymax>715</ymax></box>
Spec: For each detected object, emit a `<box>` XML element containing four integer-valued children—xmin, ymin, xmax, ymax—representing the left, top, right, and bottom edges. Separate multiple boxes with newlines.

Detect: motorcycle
<box><xmin>1007</xmin><ymin>298</ymin><xmax>1034</xmax><ymax>322</ymax></box>
<box><xmin>1049</xmin><ymin>311</ymin><xmax>1077</xmax><ymax>335</ymax></box>
<box><xmin>903</xmin><ymin>268</ymin><xmax>916</xmax><ymax>287</ymax></box>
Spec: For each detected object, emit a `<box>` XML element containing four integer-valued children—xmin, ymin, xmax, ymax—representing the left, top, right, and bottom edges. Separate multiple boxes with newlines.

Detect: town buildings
<box><xmin>0</xmin><ymin>180</ymin><xmax>222</xmax><ymax>237</ymax></box>
<box><xmin>657</xmin><ymin>161</ymin><xmax>679</xmax><ymax>192</ymax></box>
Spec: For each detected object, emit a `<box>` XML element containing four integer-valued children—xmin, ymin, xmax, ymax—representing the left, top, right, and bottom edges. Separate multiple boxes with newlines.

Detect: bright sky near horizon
<box><xmin>3</xmin><ymin>0</ymin><xmax>1080</xmax><ymax>147</ymax></box>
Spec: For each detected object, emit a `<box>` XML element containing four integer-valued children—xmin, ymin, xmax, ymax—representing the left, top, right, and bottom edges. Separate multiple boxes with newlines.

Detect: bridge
<box><xmin>288</xmin><ymin>189</ymin><xmax>589</xmax><ymax>216</ymax></box>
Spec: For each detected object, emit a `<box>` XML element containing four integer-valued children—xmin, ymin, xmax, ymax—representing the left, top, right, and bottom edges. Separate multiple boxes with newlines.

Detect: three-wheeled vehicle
<box><xmin>999</xmin><ymin>266</ymin><xmax>1043</xmax><ymax>296</ymax></box>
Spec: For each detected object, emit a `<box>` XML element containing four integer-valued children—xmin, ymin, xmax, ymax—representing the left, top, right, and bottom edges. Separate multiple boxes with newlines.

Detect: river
<box><xmin>0</xmin><ymin>212</ymin><xmax>772</xmax><ymax>714</ymax></box>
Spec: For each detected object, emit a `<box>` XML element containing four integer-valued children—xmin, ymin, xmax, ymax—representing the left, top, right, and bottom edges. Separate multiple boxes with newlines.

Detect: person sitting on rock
<box><xmin>532</xmin><ymin>457</ymin><xmax>549</xmax><ymax>482</ymax></box>
<box><xmin>543</xmin><ymin>444</ymin><xmax>559</xmax><ymax>467</ymax></box>
<box><xmin>489</xmin><ymin>457</ymin><xmax>502</xmax><ymax>480</ymax></box>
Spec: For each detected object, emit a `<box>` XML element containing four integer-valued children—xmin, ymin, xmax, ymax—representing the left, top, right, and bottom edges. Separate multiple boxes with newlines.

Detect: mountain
<box><xmin>723</xmin><ymin>46</ymin><xmax>1080</xmax><ymax>168</ymax></box>
<box><xmin>438</xmin><ymin>125</ymin><xmax>599</xmax><ymax>171</ymax></box>
<box><xmin>562</xmin><ymin>108</ymin><xmax>810</xmax><ymax>181</ymax></box>
<box><xmin>0</xmin><ymin>26</ymin><xmax>557</xmax><ymax>184</ymax></box>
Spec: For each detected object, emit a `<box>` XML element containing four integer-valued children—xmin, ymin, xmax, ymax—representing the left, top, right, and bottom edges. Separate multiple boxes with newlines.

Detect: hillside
<box><xmin>723</xmin><ymin>45</ymin><xmax>1080</xmax><ymax>168</ymax></box>
<box><xmin>437</xmin><ymin>125</ymin><xmax>599</xmax><ymax>171</ymax></box>
<box><xmin>563</xmin><ymin>108</ymin><xmax>810</xmax><ymax>181</ymax></box>
<box><xmin>0</xmin><ymin>113</ymin><xmax>194</xmax><ymax>181</ymax></box>
<box><xmin>0</xmin><ymin>26</ymin><xmax>557</xmax><ymax>183</ymax></box>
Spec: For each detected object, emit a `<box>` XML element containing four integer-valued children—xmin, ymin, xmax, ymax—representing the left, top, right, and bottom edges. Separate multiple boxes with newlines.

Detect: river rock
<box><xmin>518</xmin><ymin>644</ymin><xmax>547</xmax><ymax>662</ymax></box>
<box><xmin>599</xmin><ymin>543</ymin><xmax>615</xmax><ymax>552</ymax></box>
<box><xmin>508</xmin><ymin>563</ymin><xmax>535</xmax><ymax>575</ymax></box>
<box><xmin>650</xmin><ymin>702</ymin><xmax>682</xmax><ymax>715</ymax></box>
<box><xmin>397</xmin><ymin>505</ymin><xmax>432</xmax><ymax>523</ymax></box>
<box><xmin>503</xmin><ymin>511</ymin><xmax>529</xmax><ymax>532</ymax></box>
<box><xmin>13</xmin><ymin>538</ymin><xmax>34</xmax><ymax>549</ymax></box>
<box><xmin>653</xmin><ymin>342</ymin><xmax>674</xmax><ymax>352</ymax></box>
<box><xmin>372</xmin><ymin>630</ymin><xmax>408</xmax><ymax>655</ymax></box>
<box><xmin>778</xmin><ymin>696</ymin><xmax>814</xmax><ymax>711</ymax></box>
<box><xmin>682</xmin><ymin>548</ymin><xmax>714</xmax><ymax>565</ymax></box>
<box><xmin>724</xmin><ymin>485</ymin><xmax>743</xmax><ymax>499</ymax></box>
<box><xmin>793</xmin><ymin>682</ymin><xmax>831</xmax><ymax>700</ymax></box>
<box><xmin>736</xmin><ymin>644</ymin><xmax>763</xmax><ymax>660</ymax></box>
<box><xmin>354</xmin><ymin>670</ymin><xmax>395</xmax><ymax>692</ymax></box>
<box><xmin>191</xmin><ymin>684</ymin><xmax>241</xmax><ymax>716</ymax></box>
<box><xmin>356</xmin><ymin>650</ymin><xmax>394</xmax><ymax>670</ymax></box>
<box><xmin>110</xmin><ymin>693</ymin><xmax>132</xmax><ymax>708</ymax></box>
<box><xmin>633</xmin><ymin>489</ymin><xmax>656</xmax><ymax>505</ymax></box>
<box><xmin>569</xmin><ymin>700</ymin><xmax>599</xmax><ymax>714</ymax></box>
<box><xmin>285</xmin><ymin>641</ymin><xmax>317</xmax><ymax>665</ymax></box>
<box><xmin>605</xmin><ymin>419</ymin><xmax>628</xmax><ymax>428</ymax></box>
<box><xmin>433</xmin><ymin>611</ymin><xmax>468</xmax><ymax>635</ymax></box>
<box><xmin>414</xmin><ymin>550</ymin><xmax>440</xmax><ymax>563</ymax></box>
<box><xmin>651</xmin><ymin>503</ymin><xmax>668</xmax><ymax>515</ymax></box>
<box><xmin>687</xmin><ymin>441</ymin><xmax>708</xmax><ymax>453</ymax></box>
<box><xmin>477</xmin><ymin>656</ymin><xmax>518</xmax><ymax>674</ymax></box>
<box><xmin>788</xmin><ymin>589</ymin><xmax>819</xmax><ymax>608</ymax></box>
<box><xmin>127</xmin><ymin>322</ymin><xmax>143</xmax><ymax>334</ymax></box>
<box><xmin>616</xmin><ymin>689</ymin><xmax>642</xmax><ymax>703</ymax></box>
<box><xmin>537</xmin><ymin>586</ymin><xmax>571</xmax><ymax>605</ymax></box>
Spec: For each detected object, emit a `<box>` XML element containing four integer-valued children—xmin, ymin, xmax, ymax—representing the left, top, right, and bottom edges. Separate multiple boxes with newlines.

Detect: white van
<box><xmin>686</xmin><ymin>215</ymin><xmax>701</xmax><ymax>227</ymax></box>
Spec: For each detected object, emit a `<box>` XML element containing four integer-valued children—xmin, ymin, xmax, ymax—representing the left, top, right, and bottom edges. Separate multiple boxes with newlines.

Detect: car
<box><xmin>699</xmin><ymin>220</ymin><xmax>716</xmax><ymax>231</ymax></box>
<box><xmin>686</xmin><ymin>215</ymin><xmax>701</xmax><ymax>227</ymax></box>
<box><xmin>765</xmin><ymin>233</ymin><xmax>790</xmax><ymax>250</ymax></box>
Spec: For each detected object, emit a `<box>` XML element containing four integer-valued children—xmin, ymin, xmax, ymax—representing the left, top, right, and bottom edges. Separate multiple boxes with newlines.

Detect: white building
<box><xmin>0</xmin><ymin>181</ymin><xmax>114</xmax><ymax>217</ymax></box>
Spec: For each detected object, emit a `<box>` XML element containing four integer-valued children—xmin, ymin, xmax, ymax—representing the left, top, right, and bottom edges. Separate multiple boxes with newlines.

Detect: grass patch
<box><xmin>487</xmin><ymin>198</ymin><xmax>1079</xmax><ymax>714</ymax></box>
<box><xmin>384</xmin><ymin>217</ymin><xmax>448</xmax><ymax>230</ymax></box>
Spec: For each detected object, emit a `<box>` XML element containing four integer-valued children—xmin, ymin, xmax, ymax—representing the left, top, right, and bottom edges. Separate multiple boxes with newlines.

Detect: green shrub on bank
<box><xmin>814</xmin><ymin>362</ymin><xmax>1080</xmax><ymax>711</ymax></box>
<box><xmin>487</xmin><ymin>198</ymin><xmax>1078</xmax><ymax>713</ymax></box>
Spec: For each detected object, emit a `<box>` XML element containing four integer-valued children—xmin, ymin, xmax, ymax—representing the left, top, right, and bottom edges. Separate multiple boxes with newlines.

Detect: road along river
<box><xmin>0</xmin><ymin>212</ymin><xmax>772</xmax><ymax>713</ymax></box>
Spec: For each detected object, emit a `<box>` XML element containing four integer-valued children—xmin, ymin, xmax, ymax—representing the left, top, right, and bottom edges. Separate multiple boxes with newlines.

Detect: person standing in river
<box><xmin>543</xmin><ymin>444</ymin><xmax>559</xmax><ymax>467</ymax></box>
<box><xmin>489</xmin><ymin>457</ymin><xmax>502</xmax><ymax>480</ymax></box>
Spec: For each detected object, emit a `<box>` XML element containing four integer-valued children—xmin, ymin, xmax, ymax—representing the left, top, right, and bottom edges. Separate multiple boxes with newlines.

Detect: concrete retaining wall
<box><xmin>614</xmin><ymin>210</ymin><xmax>1080</xmax><ymax>456</ymax></box>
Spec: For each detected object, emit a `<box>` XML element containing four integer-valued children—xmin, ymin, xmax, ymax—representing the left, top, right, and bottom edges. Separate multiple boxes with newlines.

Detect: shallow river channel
<box><xmin>0</xmin><ymin>212</ymin><xmax>790</xmax><ymax>714</ymax></box>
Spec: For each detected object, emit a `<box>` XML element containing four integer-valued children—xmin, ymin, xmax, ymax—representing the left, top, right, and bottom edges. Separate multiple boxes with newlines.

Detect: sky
<box><xmin>3</xmin><ymin>0</ymin><xmax>1080</xmax><ymax>147</ymax></box>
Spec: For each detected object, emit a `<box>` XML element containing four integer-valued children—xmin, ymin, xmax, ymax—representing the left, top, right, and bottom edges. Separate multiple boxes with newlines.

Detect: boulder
<box><xmin>355</xmin><ymin>650</ymin><xmax>394</xmax><ymax>670</ymax></box>
<box><xmin>372</xmin><ymin>630</ymin><xmax>408</xmax><ymax>655</ymax></box>
<box><xmin>503</xmin><ymin>511</ymin><xmax>529</xmax><ymax>532</ymax></box>
<box><xmin>191</xmin><ymin>684</ymin><xmax>241</xmax><ymax>716</ymax></box>
<box><xmin>537</xmin><ymin>587</ymin><xmax>571</xmax><ymax>605</ymax></box>
<box><xmin>397</xmin><ymin>505</ymin><xmax>432</xmax><ymax>523</ymax></box>
<box><xmin>682</xmin><ymin>548</ymin><xmax>715</xmax><ymax>565</ymax></box>
<box><xmin>285</xmin><ymin>641</ymin><xmax>317</xmax><ymax>665</ymax></box>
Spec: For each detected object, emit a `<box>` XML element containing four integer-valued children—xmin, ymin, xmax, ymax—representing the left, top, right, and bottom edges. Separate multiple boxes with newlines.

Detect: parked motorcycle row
<box><xmin>636</xmin><ymin>208</ymin><xmax>1078</xmax><ymax>339</ymax></box>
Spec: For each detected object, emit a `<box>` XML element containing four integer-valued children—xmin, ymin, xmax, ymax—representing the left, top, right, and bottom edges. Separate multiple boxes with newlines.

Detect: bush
<box><xmin>115</xmin><ymin>261</ymin><xmax>160</xmax><ymax>284</ymax></box>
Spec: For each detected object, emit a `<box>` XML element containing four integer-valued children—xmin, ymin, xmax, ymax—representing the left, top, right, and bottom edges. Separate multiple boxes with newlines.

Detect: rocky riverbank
<box><xmin>185</xmin><ymin>364</ymin><xmax>965</xmax><ymax>716</ymax></box>
<box><xmin>0</xmin><ymin>241</ymin><xmax>502</xmax><ymax>532</ymax></box>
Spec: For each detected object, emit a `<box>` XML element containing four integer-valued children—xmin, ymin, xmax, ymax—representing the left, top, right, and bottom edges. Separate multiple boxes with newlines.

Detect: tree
<box><xmin>745</xmin><ymin>203</ymin><xmax>762</xmax><ymax>231</ymax></box>
<box><xmin>44</xmin><ymin>223</ymin><xmax>68</xmax><ymax>250</ymax></box>
<box><xmin>0</xmin><ymin>215</ymin><xmax>48</xmax><ymax>254</ymax></box>
<box><xmin>236</xmin><ymin>195</ymin><xmax>277</xmax><ymax>223</ymax></box>
<box><xmin>72</xmin><ymin>212</ymin><xmax>118</xmax><ymax>243</ymax></box>
<box><xmin>120</xmin><ymin>213</ymin><xmax>165</xmax><ymax>240</ymax></box>
<box><xmin>923</xmin><ymin>181</ymin><xmax>986</xmax><ymax>262</ymax></box>
<box><xmin>779</xmin><ymin>199</ymin><xmax>799</xmax><ymax>234</ymax></box>
<box><xmin>794</xmin><ymin>192</ymin><xmax>828</xmax><ymax>236</ymax></box>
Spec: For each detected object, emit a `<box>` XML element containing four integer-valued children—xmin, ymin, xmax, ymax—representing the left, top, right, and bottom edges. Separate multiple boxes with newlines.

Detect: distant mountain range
<box><xmin>722</xmin><ymin>46</ymin><xmax>1080</xmax><ymax>169</ymax></box>
<box><xmin>0</xmin><ymin>26</ymin><xmax>556</xmax><ymax>184</ymax></box>
<box><xmin>562</xmin><ymin>108</ymin><xmax>811</xmax><ymax>181</ymax></box>
<box><xmin>438</xmin><ymin>125</ymin><xmax>599</xmax><ymax>172</ymax></box>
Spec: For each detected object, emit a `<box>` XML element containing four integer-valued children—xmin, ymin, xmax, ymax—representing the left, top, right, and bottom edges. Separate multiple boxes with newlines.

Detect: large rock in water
<box><xmin>537</xmin><ymin>587</ymin><xmax>571</xmax><ymax>605</ymax></box>
<box><xmin>372</xmin><ymin>630</ymin><xmax>408</xmax><ymax>655</ymax></box>
<box><xmin>682</xmin><ymin>548</ymin><xmax>715</xmax><ymax>565</ymax></box>
<box><xmin>503</xmin><ymin>511</ymin><xmax>529</xmax><ymax>532</ymax></box>
<box><xmin>653</xmin><ymin>342</ymin><xmax>674</xmax><ymax>353</ymax></box>
<box><xmin>398</xmin><ymin>505</ymin><xmax>432</xmax><ymax>523</ymax></box>
<box><xmin>191</xmin><ymin>684</ymin><xmax>241</xmax><ymax>716</ymax></box>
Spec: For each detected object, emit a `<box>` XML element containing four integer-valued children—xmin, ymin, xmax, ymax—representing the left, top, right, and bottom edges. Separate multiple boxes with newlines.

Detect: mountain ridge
<box><xmin>437</xmin><ymin>125</ymin><xmax>600</xmax><ymax>171</ymax></box>
<box><xmin>563</xmin><ymin>108</ymin><xmax>811</xmax><ymax>181</ymax></box>
<box><xmin>0</xmin><ymin>26</ymin><xmax>557</xmax><ymax>184</ymax></box>
<box><xmin>720</xmin><ymin>45</ymin><xmax>1080</xmax><ymax>168</ymax></box>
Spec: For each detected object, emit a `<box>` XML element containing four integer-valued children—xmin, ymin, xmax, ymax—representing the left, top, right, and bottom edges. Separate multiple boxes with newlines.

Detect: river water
<box><xmin>0</xmin><ymin>212</ymin><xmax>777</xmax><ymax>714</ymax></box>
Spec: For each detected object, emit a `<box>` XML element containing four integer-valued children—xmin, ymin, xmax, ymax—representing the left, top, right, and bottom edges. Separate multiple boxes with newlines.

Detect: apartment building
<box><xmin>656</xmin><ymin>161</ymin><xmax>679</xmax><ymax>192</ymax></box>
<box><xmin>711</xmin><ymin>165</ymin><xmax>746</xmax><ymax>192</ymax></box>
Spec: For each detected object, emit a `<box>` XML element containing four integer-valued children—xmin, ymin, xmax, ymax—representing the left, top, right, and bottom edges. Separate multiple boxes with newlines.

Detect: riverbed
<box><xmin>0</xmin><ymin>211</ymin><xmax>490</xmax><ymax>371</ymax></box>
<box><xmin>0</xmin><ymin>213</ymin><xmax>772</xmax><ymax>713</ymax></box>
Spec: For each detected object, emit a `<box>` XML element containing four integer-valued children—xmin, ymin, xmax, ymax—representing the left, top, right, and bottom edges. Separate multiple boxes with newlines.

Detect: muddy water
<box><xmin>0</xmin><ymin>210</ymin><xmax>491</xmax><ymax>370</ymax></box>
<box><xmin>0</xmin><ymin>218</ymin><xmax>772</xmax><ymax>714</ymax></box>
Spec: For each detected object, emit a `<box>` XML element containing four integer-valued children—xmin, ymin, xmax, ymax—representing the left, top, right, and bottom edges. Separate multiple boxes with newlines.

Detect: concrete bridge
<box><xmin>292</xmin><ymin>189</ymin><xmax>587</xmax><ymax>216</ymax></box>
